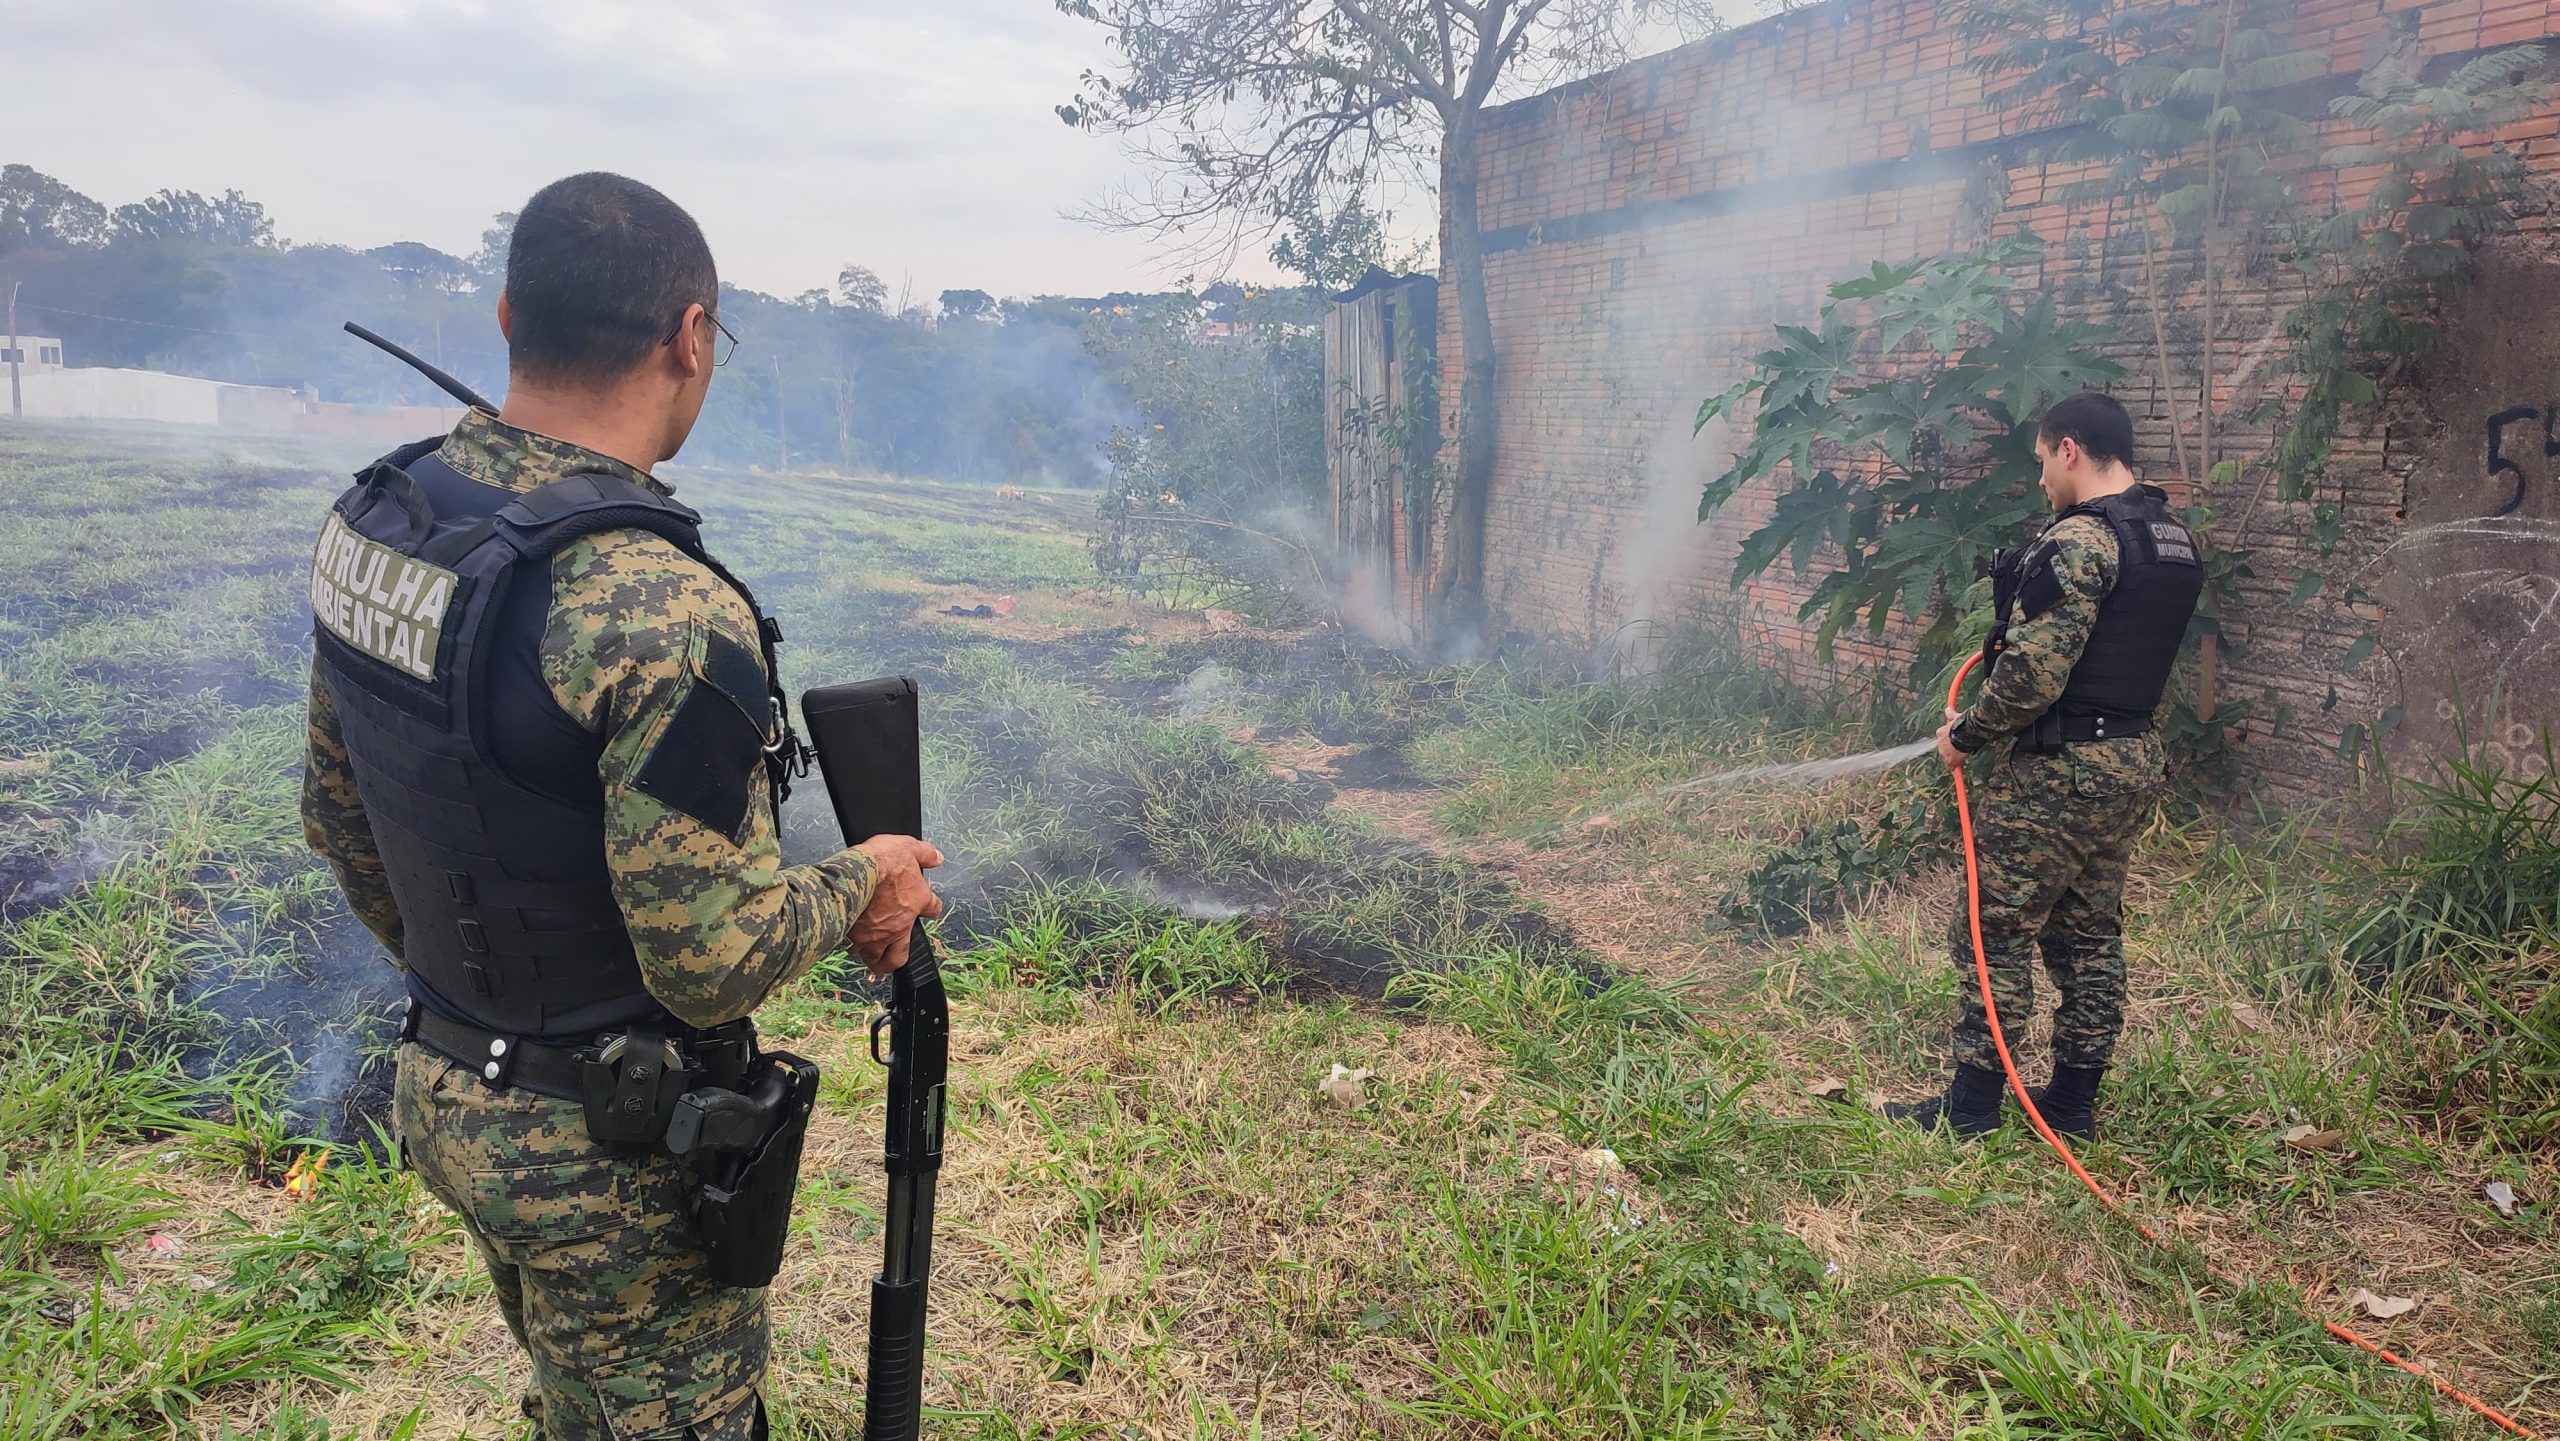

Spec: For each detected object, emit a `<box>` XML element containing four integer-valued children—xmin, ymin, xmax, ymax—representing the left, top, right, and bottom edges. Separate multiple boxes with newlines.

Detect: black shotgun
<box><xmin>342</xmin><ymin>321</ymin><xmax>496</xmax><ymax>412</ymax></box>
<box><xmin>800</xmin><ymin>678</ymin><xmax>948</xmax><ymax>1441</ymax></box>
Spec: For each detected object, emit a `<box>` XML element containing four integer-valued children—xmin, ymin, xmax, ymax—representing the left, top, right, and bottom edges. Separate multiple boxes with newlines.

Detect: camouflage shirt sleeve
<box><xmin>544</xmin><ymin>532</ymin><xmax>878</xmax><ymax>1029</ymax></box>
<box><xmin>300</xmin><ymin>658</ymin><xmax>409</xmax><ymax>965</ymax></box>
<box><xmin>1951</xmin><ymin>515</ymin><xmax>2120</xmax><ymax>752</ymax></box>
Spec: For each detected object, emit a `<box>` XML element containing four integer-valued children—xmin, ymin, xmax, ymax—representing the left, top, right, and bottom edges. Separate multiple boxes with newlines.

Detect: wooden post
<box><xmin>1325</xmin><ymin>305</ymin><xmax>1342</xmax><ymax>551</ymax></box>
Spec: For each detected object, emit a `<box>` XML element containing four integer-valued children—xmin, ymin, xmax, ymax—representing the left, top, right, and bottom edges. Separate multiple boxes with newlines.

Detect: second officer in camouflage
<box><xmin>1887</xmin><ymin>391</ymin><xmax>2202</xmax><ymax>1142</ymax></box>
<box><xmin>303</xmin><ymin>173</ymin><xmax>944</xmax><ymax>1438</ymax></box>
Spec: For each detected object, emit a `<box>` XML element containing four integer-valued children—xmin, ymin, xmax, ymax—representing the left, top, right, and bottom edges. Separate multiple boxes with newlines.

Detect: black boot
<box><xmin>2027</xmin><ymin>1064</ymin><xmax>2104</xmax><ymax>1142</ymax></box>
<box><xmin>1883</xmin><ymin>1062</ymin><xmax>2007</xmax><ymax>1139</ymax></box>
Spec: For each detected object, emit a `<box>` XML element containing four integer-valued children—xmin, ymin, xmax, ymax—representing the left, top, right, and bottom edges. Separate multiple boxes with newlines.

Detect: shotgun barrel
<box><xmin>801</xmin><ymin>677</ymin><xmax>948</xmax><ymax>1441</ymax></box>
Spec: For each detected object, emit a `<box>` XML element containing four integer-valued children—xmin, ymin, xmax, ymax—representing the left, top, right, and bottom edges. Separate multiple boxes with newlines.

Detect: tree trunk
<box><xmin>835</xmin><ymin>372</ymin><xmax>857</xmax><ymax>472</ymax></box>
<box><xmin>1431</xmin><ymin>117</ymin><xmax>1496</xmax><ymax>655</ymax></box>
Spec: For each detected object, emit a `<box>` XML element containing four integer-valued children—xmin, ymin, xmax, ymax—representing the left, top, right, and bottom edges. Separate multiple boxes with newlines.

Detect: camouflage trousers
<box><xmin>1947</xmin><ymin>736</ymin><xmax>2161</xmax><ymax>1074</ymax></box>
<box><xmin>393</xmin><ymin>1043</ymin><xmax>768</xmax><ymax>1440</ymax></box>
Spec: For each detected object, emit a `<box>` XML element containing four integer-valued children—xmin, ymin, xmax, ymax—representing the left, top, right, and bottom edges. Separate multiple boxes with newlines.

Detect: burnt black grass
<box><xmin>1</xmin><ymin>423</ymin><xmax>2547</xmax><ymax>1437</ymax></box>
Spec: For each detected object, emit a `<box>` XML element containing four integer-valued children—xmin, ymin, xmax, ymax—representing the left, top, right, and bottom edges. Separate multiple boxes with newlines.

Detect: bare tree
<box><xmin>1057</xmin><ymin>0</ymin><xmax>1720</xmax><ymax>644</ymax></box>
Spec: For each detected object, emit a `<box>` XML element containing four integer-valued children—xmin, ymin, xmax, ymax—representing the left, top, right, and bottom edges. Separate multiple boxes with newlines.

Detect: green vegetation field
<box><xmin>0</xmin><ymin>422</ymin><xmax>2551</xmax><ymax>1439</ymax></box>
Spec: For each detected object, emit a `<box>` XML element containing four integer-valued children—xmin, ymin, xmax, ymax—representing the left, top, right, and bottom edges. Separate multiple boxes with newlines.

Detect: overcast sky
<box><xmin>10</xmin><ymin>1</ymin><xmax>1762</xmax><ymax>304</ymax></box>
<box><xmin>6</xmin><ymin>0</ymin><xmax>1221</xmax><ymax>301</ymax></box>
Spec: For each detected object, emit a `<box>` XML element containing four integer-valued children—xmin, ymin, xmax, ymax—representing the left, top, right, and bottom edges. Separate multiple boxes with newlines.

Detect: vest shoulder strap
<box><xmin>495</xmin><ymin>473</ymin><xmax>707</xmax><ymax>562</ymax></box>
<box><xmin>406</xmin><ymin>470</ymin><xmax>704</xmax><ymax>571</ymax></box>
<box><xmin>489</xmin><ymin>473</ymin><xmax>808</xmax><ymax>807</ymax></box>
<box><xmin>2085</xmin><ymin>486</ymin><xmax>2203</xmax><ymax>568</ymax></box>
<box><xmin>2051</xmin><ymin>493</ymin><xmax>2146</xmax><ymax>571</ymax></box>
<box><xmin>379</xmin><ymin>435</ymin><xmax>447</xmax><ymax>471</ymax></box>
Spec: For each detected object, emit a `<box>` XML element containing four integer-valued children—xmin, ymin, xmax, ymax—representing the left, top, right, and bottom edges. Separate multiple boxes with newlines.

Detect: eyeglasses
<box><xmin>663</xmin><ymin>307</ymin><xmax>739</xmax><ymax>368</ymax></box>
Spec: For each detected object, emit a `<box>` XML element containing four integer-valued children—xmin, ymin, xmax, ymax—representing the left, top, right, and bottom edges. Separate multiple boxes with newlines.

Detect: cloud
<box><xmin>5</xmin><ymin>0</ymin><xmax>1179</xmax><ymax>298</ymax></box>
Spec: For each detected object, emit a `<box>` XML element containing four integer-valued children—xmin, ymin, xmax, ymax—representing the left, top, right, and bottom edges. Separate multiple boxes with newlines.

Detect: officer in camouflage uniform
<box><xmin>303</xmin><ymin>173</ymin><xmax>945</xmax><ymax>1438</ymax></box>
<box><xmin>1886</xmin><ymin>392</ymin><xmax>2202</xmax><ymax>1142</ymax></box>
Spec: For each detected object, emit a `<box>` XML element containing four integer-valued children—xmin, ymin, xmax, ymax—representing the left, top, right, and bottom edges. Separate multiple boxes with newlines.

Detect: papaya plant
<box><xmin>1694</xmin><ymin>234</ymin><xmax>2123</xmax><ymax>686</ymax></box>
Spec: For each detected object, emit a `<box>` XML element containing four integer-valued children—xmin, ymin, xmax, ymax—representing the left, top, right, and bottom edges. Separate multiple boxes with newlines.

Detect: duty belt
<box><xmin>2014</xmin><ymin>711</ymin><xmax>2153</xmax><ymax>754</ymax></box>
<box><xmin>402</xmin><ymin>1002</ymin><xmax>757</xmax><ymax>1103</ymax></box>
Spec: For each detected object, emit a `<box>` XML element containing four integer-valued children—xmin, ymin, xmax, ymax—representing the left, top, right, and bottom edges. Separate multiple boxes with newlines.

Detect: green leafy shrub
<box><xmin>1696</xmin><ymin>235</ymin><xmax>2122</xmax><ymax>688</ymax></box>
<box><xmin>1718</xmin><ymin>795</ymin><xmax>1952</xmax><ymax>937</ymax></box>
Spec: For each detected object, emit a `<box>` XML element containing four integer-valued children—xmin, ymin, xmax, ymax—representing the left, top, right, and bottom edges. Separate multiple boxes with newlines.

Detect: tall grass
<box><xmin>1415</xmin><ymin>623</ymin><xmax>1859</xmax><ymax>840</ymax></box>
<box><xmin>2127</xmin><ymin>737</ymin><xmax>2560</xmax><ymax>1149</ymax></box>
<box><xmin>2342</xmin><ymin>744</ymin><xmax>2560</xmax><ymax>982</ymax></box>
<box><xmin>2338</xmin><ymin>746</ymin><xmax>2560</xmax><ymax>1147</ymax></box>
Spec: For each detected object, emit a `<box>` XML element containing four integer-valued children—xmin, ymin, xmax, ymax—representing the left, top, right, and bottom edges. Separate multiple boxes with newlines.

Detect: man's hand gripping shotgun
<box><xmin>801</xmin><ymin>678</ymin><xmax>949</xmax><ymax>1441</ymax></box>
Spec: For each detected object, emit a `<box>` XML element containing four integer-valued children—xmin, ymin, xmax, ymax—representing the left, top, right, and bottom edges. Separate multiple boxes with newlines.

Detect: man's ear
<box><xmin>496</xmin><ymin>291</ymin><xmax>514</xmax><ymax>342</ymax></box>
<box><xmin>671</xmin><ymin>302</ymin><xmax>710</xmax><ymax>380</ymax></box>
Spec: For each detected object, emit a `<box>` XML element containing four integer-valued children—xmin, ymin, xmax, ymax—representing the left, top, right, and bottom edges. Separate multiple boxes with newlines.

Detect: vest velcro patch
<box><xmin>2018</xmin><ymin>550</ymin><xmax>2068</xmax><ymax>618</ymax></box>
<box><xmin>2147</xmin><ymin>521</ymin><xmax>2201</xmax><ymax>565</ymax></box>
<box><xmin>694</xmin><ymin>620</ymin><xmax>775</xmax><ymax>734</ymax></box>
<box><xmin>632</xmin><ymin>619</ymin><xmax>771</xmax><ymax>844</ymax></box>
<box><xmin>310</xmin><ymin>512</ymin><xmax>457</xmax><ymax>680</ymax></box>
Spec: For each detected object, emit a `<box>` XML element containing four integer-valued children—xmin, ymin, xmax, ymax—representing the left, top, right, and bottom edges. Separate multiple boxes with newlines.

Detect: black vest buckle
<box><xmin>578</xmin><ymin>1028</ymin><xmax>694</xmax><ymax>1148</ymax></box>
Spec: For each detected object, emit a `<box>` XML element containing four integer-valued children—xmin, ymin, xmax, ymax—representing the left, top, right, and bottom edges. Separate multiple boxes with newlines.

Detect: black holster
<box><xmin>675</xmin><ymin>1051</ymin><xmax>821</xmax><ymax>1289</ymax></box>
<box><xmin>575</xmin><ymin>1019</ymin><xmax>760</xmax><ymax>1149</ymax></box>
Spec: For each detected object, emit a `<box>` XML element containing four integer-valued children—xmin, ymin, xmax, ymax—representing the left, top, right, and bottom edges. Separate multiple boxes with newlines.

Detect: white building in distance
<box><xmin>3</xmin><ymin>335</ymin><xmax>462</xmax><ymax>439</ymax></box>
<box><xmin>2</xmin><ymin>333</ymin><xmax>67</xmax><ymax>374</ymax></box>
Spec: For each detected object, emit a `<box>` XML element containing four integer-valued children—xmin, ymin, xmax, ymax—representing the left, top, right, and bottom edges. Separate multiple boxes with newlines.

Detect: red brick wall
<box><xmin>1443</xmin><ymin>0</ymin><xmax>2560</xmax><ymax>797</ymax></box>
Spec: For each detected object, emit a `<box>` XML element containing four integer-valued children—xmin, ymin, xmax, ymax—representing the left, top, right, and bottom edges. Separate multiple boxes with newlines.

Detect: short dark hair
<box><xmin>503</xmin><ymin>172</ymin><xmax>717</xmax><ymax>384</ymax></box>
<box><xmin>2037</xmin><ymin>391</ymin><xmax>2136</xmax><ymax>469</ymax></box>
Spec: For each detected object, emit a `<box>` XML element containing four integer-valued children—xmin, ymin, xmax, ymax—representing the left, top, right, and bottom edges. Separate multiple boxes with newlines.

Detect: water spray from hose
<box><xmin>1580</xmin><ymin>738</ymin><xmax>1937</xmax><ymax>830</ymax></box>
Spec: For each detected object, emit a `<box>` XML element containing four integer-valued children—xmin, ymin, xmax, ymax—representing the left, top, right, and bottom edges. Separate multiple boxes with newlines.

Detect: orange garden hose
<box><xmin>1943</xmin><ymin>653</ymin><xmax>2539</xmax><ymax>1439</ymax></box>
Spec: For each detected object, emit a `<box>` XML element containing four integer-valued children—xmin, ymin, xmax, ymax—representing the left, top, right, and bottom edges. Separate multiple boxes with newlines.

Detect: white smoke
<box><xmin>1130</xmin><ymin>870</ymin><xmax>1257</xmax><ymax>921</ymax></box>
<box><xmin>1610</xmin><ymin>410</ymin><xmax>1730</xmax><ymax>676</ymax></box>
<box><xmin>1172</xmin><ymin>660</ymin><xmax>1238</xmax><ymax>722</ymax></box>
<box><xmin>1554</xmin><ymin>98</ymin><xmax>1894</xmax><ymax>673</ymax></box>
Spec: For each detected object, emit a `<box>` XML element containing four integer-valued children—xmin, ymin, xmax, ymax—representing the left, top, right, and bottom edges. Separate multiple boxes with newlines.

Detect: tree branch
<box><xmin>1435</xmin><ymin>3</ymin><xmax>1460</xmax><ymax>96</ymax></box>
<box><xmin>1058</xmin><ymin>0</ymin><xmax>1720</xmax><ymax>279</ymax></box>
<box><xmin>1483</xmin><ymin>0</ymin><xmax>1562</xmax><ymax>100</ymax></box>
<box><xmin>1075</xmin><ymin>84</ymin><xmax>1424</xmax><ymax>269</ymax></box>
<box><xmin>1335</xmin><ymin>0</ymin><xmax>1456</xmax><ymax>111</ymax></box>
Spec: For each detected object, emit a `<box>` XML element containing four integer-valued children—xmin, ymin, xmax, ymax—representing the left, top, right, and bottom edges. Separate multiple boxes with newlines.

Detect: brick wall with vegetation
<box><xmin>1442</xmin><ymin>0</ymin><xmax>2560</xmax><ymax>798</ymax></box>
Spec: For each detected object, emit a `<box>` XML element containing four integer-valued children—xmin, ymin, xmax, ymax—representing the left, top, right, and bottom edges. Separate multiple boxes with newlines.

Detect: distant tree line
<box><xmin>0</xmin><ymin>163</ymin><xmax>1330</xmax><ymax>487</ymax></box>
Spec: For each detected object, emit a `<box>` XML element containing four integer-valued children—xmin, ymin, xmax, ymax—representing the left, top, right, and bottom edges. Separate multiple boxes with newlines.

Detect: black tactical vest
<box><xmin>309</xmin><ymin>439</ymin><xmax>801</xmax><ymax>1042</ymax></box>
<box><xmin>1990</xmin><ymin>483</ymin><xmax>2204</xmax><ymax>743</ymax></box>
